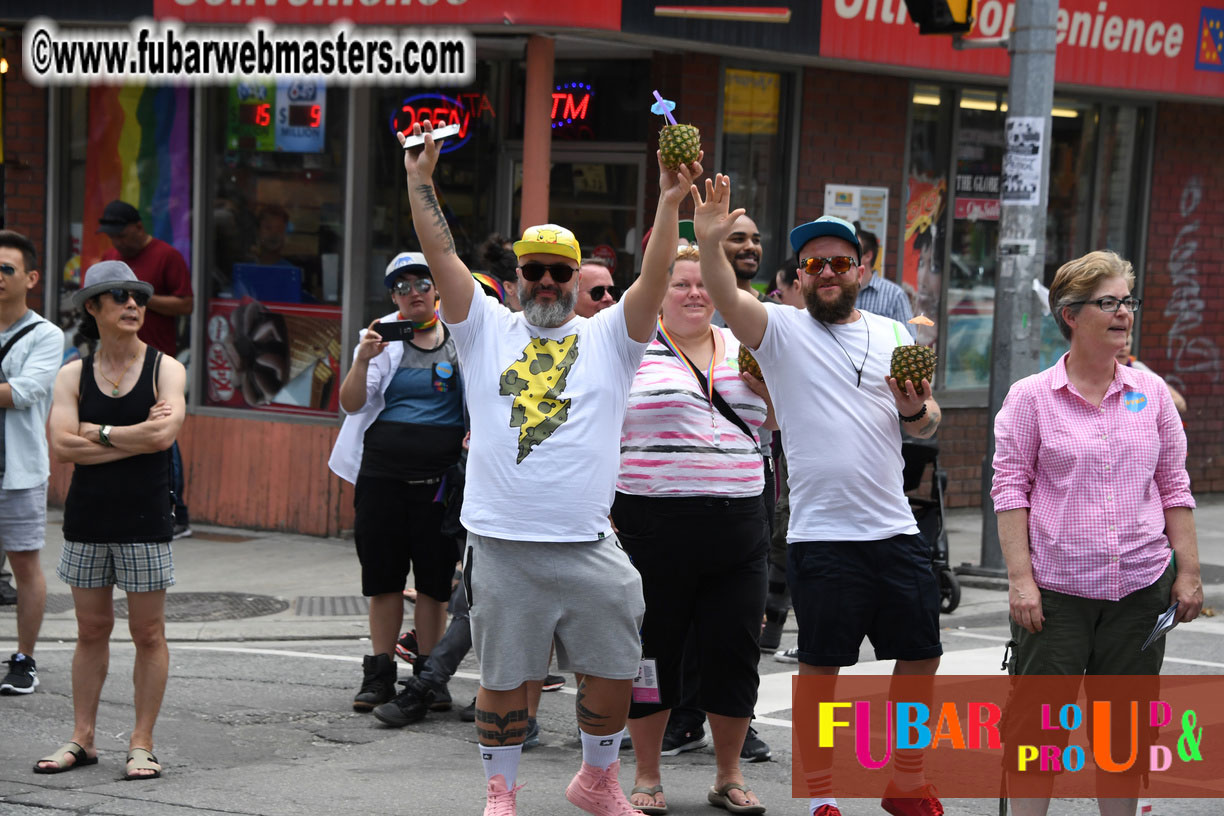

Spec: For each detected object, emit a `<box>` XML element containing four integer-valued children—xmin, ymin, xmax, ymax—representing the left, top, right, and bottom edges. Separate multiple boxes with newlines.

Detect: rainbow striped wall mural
<box><xmin>81</xmin><ymin>86</ymin><xmax>192</xmax><ymax>272</ymax></box>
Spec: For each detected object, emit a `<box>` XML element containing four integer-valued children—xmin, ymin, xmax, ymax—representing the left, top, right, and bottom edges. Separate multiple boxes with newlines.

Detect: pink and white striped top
<box><xmin>617</xmin><ymin>329</ymin><xmax>767</xmax><ymax>498</ymax></box>
<box><xmin>991</xmin><ymin>355</ymin><xmax>1194</xmax><ymax>601</ymax></box>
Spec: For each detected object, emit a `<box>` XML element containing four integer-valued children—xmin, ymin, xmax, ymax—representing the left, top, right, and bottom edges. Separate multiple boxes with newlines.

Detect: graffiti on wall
<box><xmin>1163</xmin><ymin>176</ymin><xmax>1220</xmax><ymax>391</ymax></box>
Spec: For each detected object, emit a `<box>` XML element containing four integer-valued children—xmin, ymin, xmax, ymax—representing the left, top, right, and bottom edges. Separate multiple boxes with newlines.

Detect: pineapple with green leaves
<box><xmin>890</xmin><ymin>344</ymin><xmax>937</xmax><ymax>395</ymax></box>
<box><xmin>659</xmin><ymin>123</ymin><xmax>701</xmax><ymax>171</ymax></box>
<box><xmin>738</xmin><ymin>345</ymin><xmax>763</xmax><ymax>382</ymax></box>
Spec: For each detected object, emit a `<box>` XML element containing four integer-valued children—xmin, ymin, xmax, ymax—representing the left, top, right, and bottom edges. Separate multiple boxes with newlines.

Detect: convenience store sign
<box><xmin>820</xmin><ymin>0</ymin><xmax>1224</xmax><ymax>100</ymax></box>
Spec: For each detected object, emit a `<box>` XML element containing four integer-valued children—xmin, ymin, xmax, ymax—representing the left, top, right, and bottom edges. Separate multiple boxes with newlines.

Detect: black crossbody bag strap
<box><xmin>0</xmin><ymin>322</ymin><xmax>40</xmax><ymax>366</ymax></box>
<box><xmin>655</xmin><ymin>328</ymin><xmax>760</xmax><ymax>454</ymax></box>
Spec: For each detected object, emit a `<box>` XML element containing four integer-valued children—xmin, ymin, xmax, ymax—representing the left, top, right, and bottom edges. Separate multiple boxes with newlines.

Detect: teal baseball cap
<box><xmin>789</xmin><ymin>215</ymin><xmax>861</xmax><ymax>260</ymax></box>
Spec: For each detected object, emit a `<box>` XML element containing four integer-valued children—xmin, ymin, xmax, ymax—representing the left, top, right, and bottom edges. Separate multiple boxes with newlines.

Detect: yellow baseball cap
<box><xmin>513</xmin><ymin>224</ymin><xmax>581</xmax><ymax>265</ymax></box>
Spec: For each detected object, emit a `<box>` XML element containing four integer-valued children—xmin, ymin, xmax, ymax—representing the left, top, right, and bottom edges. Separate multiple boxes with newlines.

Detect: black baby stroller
<box><xmin>902</xmin><ymin>437</ymin><xmax>961</xmax><ymax>613</ymax></box>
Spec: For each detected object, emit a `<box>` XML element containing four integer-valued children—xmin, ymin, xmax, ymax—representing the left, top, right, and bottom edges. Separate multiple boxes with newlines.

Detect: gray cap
<box><xmin>72</xmin><ymin>261</ymin><xmax>154</xmax><ymax>308</ymax></box>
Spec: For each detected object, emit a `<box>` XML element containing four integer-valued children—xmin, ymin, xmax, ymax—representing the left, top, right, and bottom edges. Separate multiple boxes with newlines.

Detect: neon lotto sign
<box><xmin>389</xmin><ymin>92</ymin><xmax>495</xmax><ymax>153</ymax></box>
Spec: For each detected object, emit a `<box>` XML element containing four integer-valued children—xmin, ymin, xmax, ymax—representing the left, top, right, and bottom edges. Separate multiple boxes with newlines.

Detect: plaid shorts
<box><xmin>57</xmin><ymin>540</ymin><xmax>175</xmax><ymax>592</ymax></box>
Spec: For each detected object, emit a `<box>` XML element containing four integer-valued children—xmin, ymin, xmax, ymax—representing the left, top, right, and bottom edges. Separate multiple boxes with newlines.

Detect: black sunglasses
<box><xmin>520</xmin><ymin>262</ymin><xmax>576</xmax><ymax>283</ymax></box>
<box><xmin>392</xmin><ymin>278</ymin><xmax>434</xmax><ymax>295</ymax></box>
<box><xmin>588</xmin><ymin>285</ymin><xmax>622</xmax><ymax>302</ymax></box>
<box><xmin>102</xmin><ymin>288</ymin><xmax>150</xmax><ymax>307</ymax></box>
<box><xmin>801</xmin><ymin>256</ymin><xmax>858</xmax><ymax>276</ymax></box>
<box><xmin>0</xmin><ymin>263</ymin><xmax>20</xmax><ymax>277</ymax></box>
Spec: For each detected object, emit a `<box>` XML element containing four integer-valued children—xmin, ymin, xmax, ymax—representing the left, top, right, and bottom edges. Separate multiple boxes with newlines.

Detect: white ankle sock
<box><xmin>480</xmin><ymin>743</ymin><xmax>522</xmax><ymax>788</ymax></box>
<box><xmin>810</xmin><ymin>797</ymin><xmax>838</xmax><ymax>813</ymax></box>
<box><xmin>579</xmin><ymin>728</ymin><xmax>623</xmax><ymax>770</ymax></box>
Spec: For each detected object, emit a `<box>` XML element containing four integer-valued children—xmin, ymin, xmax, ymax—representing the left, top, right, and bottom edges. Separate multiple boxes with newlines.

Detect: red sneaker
<box><xmin>395</xmin><ymin>630</ymin><xmax>418</xmax><ymax>665</ymax></box>
<box><xmin>484</xmin><ymin>774</ymin><xmax>523</xmax><ymax>816</ymax></box>
<box><xmin>813</xmin><ymin>806</ymin><xmax>843</xmax><ymax>816</ymax></box>
<box><xmin>881</xmin><ymin>783</ymin><xmax>944</xmax><ymax>816</ymax></box>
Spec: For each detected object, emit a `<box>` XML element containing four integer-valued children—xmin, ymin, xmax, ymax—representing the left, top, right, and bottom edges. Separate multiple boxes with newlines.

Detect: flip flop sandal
<box><xmin>630</xmin><ymin>784</ymin><xmax>668</xmax><ymax>815</ymax></box>
<box><xmin>123</xmin><ymin>748</ymin><xmax>162</xmax><ymax>781</ymax></box>
<box><xmin>33</xmin><ymin>741</ymin><xmax>98</xmax><ymax>774</ymax></box>
<box><xmin>707</xmin><ymin>782</ymin><xmax>766</xmax><ymax>815</ymax></box>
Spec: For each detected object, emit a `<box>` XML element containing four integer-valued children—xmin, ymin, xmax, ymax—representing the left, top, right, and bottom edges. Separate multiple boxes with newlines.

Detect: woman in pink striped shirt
<box><xmin>612</xmin><ymin>246</ymin><xmax>772</xmax><ymax>815</ymax></box>
<box><xmin>991</xmin><ymin>250</ymin><xmax>1202</xmax><ymax>816</ymax></box>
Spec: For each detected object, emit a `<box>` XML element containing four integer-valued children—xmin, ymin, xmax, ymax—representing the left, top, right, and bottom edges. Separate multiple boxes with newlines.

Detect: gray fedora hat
<box><xmin>72</xmin><ymin>260</ymin><xmax>154</xmax><ymax>309</ymax></box>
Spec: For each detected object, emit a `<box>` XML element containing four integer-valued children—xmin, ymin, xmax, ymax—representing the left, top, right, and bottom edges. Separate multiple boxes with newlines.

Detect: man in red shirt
<box><xmin>98</xmin><ymin>200</ymin><xmax>194</xmax><ymax>538</ymax></box>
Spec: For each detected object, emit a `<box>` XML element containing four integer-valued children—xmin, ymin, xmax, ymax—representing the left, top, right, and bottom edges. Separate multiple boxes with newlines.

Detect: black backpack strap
<box><xmin>0</xmin><ymin>321</ymin><xmax>41</xmax><ymax>366</ymax></box>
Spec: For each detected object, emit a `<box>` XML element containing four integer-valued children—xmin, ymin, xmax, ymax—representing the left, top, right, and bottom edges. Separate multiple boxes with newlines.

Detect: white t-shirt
<box><xmin>445</xmin><ymin>284</ymin><xmax>649</xmax><ymax>541</ymax></box>
<box><xmin>753</xmin><ymin>304</ymin><xmax>919</xmax><ymax>542</ymax></box>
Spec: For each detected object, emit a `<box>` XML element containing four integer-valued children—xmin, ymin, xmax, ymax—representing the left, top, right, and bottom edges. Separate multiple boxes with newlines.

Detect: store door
<box><xmin>501</xmin><ymin>149</ymin><xmax>646</xmax><ymax>284</ymax></box>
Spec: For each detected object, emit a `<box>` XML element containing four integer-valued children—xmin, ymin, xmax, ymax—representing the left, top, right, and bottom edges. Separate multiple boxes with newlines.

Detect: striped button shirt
<box><xmin>617</xmin><ymin>330</ymin><xmax>767</xmax><ymax>497</ymax></box>
<box><xmin>991</xmin><ymin>355</ymin><xmax>1194</xmax><ymax>601</ymax></box>
<box><xmin>856</xmin><ymin>275</ymin><xmax>915</xmax><ymax>337</ymax></box>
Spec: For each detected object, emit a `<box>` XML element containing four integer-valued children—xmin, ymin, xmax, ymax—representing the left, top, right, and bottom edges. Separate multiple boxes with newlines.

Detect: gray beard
<box><xmin>518</xmin><ymin>282</ymin><xmax>578</xmax><ymax>328</ymax></box>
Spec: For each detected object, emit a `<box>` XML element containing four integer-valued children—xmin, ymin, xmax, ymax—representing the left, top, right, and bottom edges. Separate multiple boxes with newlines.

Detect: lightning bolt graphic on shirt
<box><xmin>499</xmin><ymin>335</ymin><xmax>579</xmax><ymax>463</ymax></box>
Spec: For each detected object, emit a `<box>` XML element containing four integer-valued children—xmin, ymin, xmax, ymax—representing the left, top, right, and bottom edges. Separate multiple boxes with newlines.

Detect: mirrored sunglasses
<box><xmin>801</xmin><ymin>256</ymin><xmax>857</xmax><ymax>276</ymax></box>
<box><xmin>392</xmin><ymin>278</ymin><xmax>434</xmax><ymax>295</ymax></box>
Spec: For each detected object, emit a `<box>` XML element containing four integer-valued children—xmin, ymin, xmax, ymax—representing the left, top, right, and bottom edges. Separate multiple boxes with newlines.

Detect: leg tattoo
<box><xmin>575</xmin><ymin>679</ymin><xmax>611</xmax><ymax>731</ymax></box>
<box><xmin>476</xmin><ymin>707</ymin><xmax>529</xmax><ymax>745</ymax></box>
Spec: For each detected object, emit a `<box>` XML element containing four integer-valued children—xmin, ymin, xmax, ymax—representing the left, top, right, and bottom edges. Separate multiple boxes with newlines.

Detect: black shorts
<box><xmin>353</xmin><ymin>474</ymin><xmax>458</xmax><ymax>601</ymax></box>
<box><xmin>787</xmin><ymin>533</ymin><xmax>942</xmax><ymax>667</ymax></box>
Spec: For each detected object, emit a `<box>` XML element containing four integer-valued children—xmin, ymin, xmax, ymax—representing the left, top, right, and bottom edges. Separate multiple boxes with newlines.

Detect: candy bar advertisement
<box><xmin>206</xmin><ymin>299</ymin><xmax>341</xmax><ymax>417</ymax></box>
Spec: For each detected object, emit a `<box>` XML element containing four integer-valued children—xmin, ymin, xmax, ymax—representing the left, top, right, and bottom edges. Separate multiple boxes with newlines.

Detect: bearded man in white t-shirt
<box><xmin>693</xmin><ymin>178</ymin><xmax>947</xmax><ymax>816</ymax></box>
<box><xmin>400</xmin><ymin>121</ymin><xmax>701</xmax><ymax>816</ymax></box>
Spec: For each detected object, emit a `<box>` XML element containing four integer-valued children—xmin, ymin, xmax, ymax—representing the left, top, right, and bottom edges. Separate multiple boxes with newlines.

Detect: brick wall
<box><xmin>2</xmin><ymin>34</ymin><xmax>50</xmax><ymax>312</ymax></box>
<box><xmin>1140</xmin><ymin>102</ymin><xmax>1224</xmax><ymax>494</ymax></box>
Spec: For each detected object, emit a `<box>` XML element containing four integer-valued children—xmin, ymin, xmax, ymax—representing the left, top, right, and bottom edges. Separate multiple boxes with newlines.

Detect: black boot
<box><xmin>353</xmin><ymin>653</ymin><xmax>396</xmax><ymax>711</ymax></box>
<box><xmin>412</xmin><ymin>655</ymin><xmax>453</xmax><ymax>711</ymax></box>
<box><xmin>372</xmin><ymin>676</ymin><xmax>436</xmax><ymax>727</ymax></box>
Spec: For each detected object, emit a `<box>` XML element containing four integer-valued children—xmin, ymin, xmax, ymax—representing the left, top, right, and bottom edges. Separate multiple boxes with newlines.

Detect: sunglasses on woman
<box><xmin>588</xmin><ymin>285</ymin><xmax>622</xmax><ymax>302</ymax></box>
<box><xmin>102</xmin><ymin>288</ymin><xmax>151</xmax><ymax>307</ymax></box>
<box><xmin>392</xmin><ymin>278</ymin><xmax>434</xmax><ymax>295</ymax></box>
<box><xmin>520</xmin><ymin>262</ymin><xmax>576</xmax><ymax>283</ymax></box>
<box><xmin>800</xmin><ymin>256</ymin><xmax>858</xmax><ymax>276</ymax></box>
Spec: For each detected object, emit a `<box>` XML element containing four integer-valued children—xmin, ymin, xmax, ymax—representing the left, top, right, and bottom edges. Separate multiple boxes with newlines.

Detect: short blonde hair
<box><xmin>669</xmin><ymin>245</ymin><xmax>700</xmax><ymax>275</ymax></box>
<box><xmin>1048</xmin><ymin>250</ymin><xmax>1136</xmax><ymax>340</ymax></box>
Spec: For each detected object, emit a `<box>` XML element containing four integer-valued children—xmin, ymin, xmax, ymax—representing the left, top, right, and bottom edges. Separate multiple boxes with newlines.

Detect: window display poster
<box><xmin>227</xmin><ymin>83</ymin><xmax>277</xmax><ymax>151</ymax></box>
<box><xmin>823</xmin><ymin>185</ymin><xmax>888</xmax><ymax>273</ymax></box>
<box><xmin>275</xmin><ymin>81</ymin><xmax>327</xmax><ymax>153</ymax></box>
<box><xmin>723</xmin><ymin>69</ymin><xmax>781</xmax><ymax>135</ymax></box>
<box><xmin>206</xmin><ymin>298</ymin><xmax>341</xmax><ymax>417</ymax></box>
<box><xmin>1002</xmin><ymin>116</ymin><xmax>1045</xmax><ymax>207</ymax></box>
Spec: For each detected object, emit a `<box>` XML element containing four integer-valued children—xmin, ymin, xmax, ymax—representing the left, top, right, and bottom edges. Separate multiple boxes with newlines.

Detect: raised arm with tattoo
<box><xmin>619</xmin><ymin>150</ymin><xmax>703</xmax><ymax>342</ymax></box>
<box><xmin>691</xmin><ymin>175</ymin><xmax>769</xmax><ymax>349</ymax></box>
<box><xmin>399</xmin><ymin>122</ymin><xmax>476</xmax><ymax>324</ymax></box>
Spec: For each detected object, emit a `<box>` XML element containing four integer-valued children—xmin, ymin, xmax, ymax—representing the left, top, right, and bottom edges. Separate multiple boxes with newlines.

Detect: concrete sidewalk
<box><xmin>4</xmin><ymin>494</ymin><xmax>1223</xmax><ymax>643</ymax></box>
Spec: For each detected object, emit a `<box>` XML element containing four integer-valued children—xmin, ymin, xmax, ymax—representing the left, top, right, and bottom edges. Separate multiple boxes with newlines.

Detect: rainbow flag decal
<box><xmin>81</xmin><ymin>86</ymin><xmax>192</xmax><ymax>273</ymax></box>
<box><xmin>1197</xmin><ymin>7</ymin><xmax>1224</xmax><ymax>72</ymax></box>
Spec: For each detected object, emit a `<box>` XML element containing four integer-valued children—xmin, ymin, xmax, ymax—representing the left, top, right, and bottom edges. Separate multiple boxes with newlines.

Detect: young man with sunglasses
<box><xmin>695</xmin><ymin>199</ymin><xmax>945</xmax><ymax>816</ymax></box>
<box><xmin>574</xmin><ymin>259</ymin><xmax>621</xmax><ymax>318</ymax></box>
<box><xmin>400</xmin><ymin>120</ymin><xmax>701</xmax><ymax>816</ymax></box>
<box><xmin>99</xmin><ymin>200</ymin><xmax>194</xmax><ymax>540</ymax></box>
<box><xmin>0</xmin><ymin>230</ymin><xmax>65</xmax><ymax>696</ymax></box>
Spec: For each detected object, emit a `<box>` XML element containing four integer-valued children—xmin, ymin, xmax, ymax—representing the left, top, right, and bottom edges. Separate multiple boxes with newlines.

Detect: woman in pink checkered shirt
<box><xmin>991</xmin><ymin>250</ymin><xmax>1202</xmax><ymax>816</ymax></box>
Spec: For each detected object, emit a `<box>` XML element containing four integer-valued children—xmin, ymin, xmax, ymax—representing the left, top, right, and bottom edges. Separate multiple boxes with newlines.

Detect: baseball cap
<box><xmin>97</xmin><ymin>200</ymin><xmax>142</xmax><ymax>236</ymax></box>
<box><xmin>383</xmin><ymin>251</ymin><xmax>431</xmax><ymax>289</ymax></box>
<box><xmin>513</xmin><ymin>224</ymin><xmax>581</xmax><ymax>265</ymax></box>
<box><xmin>789</xmin><ymin>215</ymin><xmax>862</xmax><ymax>260</ymax></box>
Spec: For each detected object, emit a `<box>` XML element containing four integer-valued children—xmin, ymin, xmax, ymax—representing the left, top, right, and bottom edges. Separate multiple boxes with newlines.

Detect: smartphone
<box><xmin>376</xmin><ymin>321</ymin><xmax>415</xmax><ymax>342</ymax></box>
<box><xmin>401</xmin><ymin>123</ymin><xmax>462</xmax><ymax>149</ymax></box>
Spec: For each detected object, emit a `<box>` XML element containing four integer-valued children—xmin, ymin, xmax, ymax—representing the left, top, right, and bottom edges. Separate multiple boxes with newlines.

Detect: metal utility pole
<box><xmin>974</xmin><ymin>0</ymin><xmax>1058</xmax><ymax>575</ymax></box>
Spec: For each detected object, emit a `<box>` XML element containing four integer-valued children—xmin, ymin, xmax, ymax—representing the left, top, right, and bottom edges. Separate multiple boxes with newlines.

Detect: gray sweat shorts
<box><xmin>463</xmin><ymin>532</ymin><xmax>645</xmax><ymax>692</ymax></box>
<box><xmin>0</xmin><ymin>483</ymin><xmax>48</xmax><ymax>553</ymax></box>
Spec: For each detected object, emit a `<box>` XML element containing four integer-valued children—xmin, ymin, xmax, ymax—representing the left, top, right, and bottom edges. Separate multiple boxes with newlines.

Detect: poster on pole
<box><xmin>1001</xmin><ymin>117</ymin><xmax>1044</xmax><ymax>207</ymax></box>
<box><xmin>823</xmin><ymin>185</ymin><xmax>889</xmax><ymax>274</ymax></box>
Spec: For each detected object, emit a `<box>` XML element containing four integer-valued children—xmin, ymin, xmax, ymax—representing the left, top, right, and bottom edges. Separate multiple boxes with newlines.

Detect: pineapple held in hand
<box><xmin>651</xmin><ymin>92</ymin><xmax>700</xmax><ymax>170</ymax></box>
<box><xmin>738</xmin><ymin>345</ymin><xmax>763</xmax><ymax>381</ymax></box>
<box><xmin>890</xmin><ymin>344</ymin><xmax>937</xmax><ymax>395</ymax></box>
<box><xmin>659</xmin><ymin>123</ymin><xmax>701</xmax><ymax>171</ymax></box>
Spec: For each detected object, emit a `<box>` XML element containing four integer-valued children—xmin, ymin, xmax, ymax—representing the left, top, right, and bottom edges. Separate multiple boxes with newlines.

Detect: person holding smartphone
<box><xmin>328</xmin><ymin>252</ymin><xmax>466</xmax><ymax>714</ymax></box>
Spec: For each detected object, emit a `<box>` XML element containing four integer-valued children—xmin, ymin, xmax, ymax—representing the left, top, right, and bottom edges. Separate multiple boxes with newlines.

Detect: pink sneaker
<box><xmin>881</xmin><ymin>783</ymin><xmax>944</xmax><ymax>816</ymax></box>
<box><xmin>484</xmin><ymin>774</ymin><xmax>523</xmax><ymax>816</ymax></box>
<box><xmin>564</xmin><ymin>759</ymin><xmax>645</xmax><ymax>816</ymax></box>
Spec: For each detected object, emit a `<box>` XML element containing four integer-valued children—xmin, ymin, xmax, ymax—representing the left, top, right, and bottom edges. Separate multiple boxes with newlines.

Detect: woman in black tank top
<box><xmin>41</xmin><ymin>261</ymin><xmax>187</xmax><ymax>780</ymax></box>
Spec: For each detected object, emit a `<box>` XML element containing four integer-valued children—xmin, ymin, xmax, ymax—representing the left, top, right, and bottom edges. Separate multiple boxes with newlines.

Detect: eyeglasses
<box><xmin>520</xmin><ymin>262</ymin><xmax>576</xmax><ymax>283</ymax></box>
<box><xmin>800</xmin><ymin>256</ymin><xmax>858</xmax><ymax>276</ymax></box>
<box><xmin>392</xmin><ymin>278</ymin><xmax>434</xmax><ymax>295</ymax></box>
<box><xmin>0</xmin><ymin>263</ymin><xmax>19</xmax><ymax>276</ymax></box>
<box><xmin>587</xmin><ymin>285</ymin><xmax>622</xmax><ymax>302</ymax></box>
<box><xmin>1070</xmin><ymin>296</ymin><xmax>1142</xmax><ymax>313</ymax></box>
<box><xmin>103</xmin><ymin>288</ymin><xmax>150</xmax><ymax>307</ymax></box>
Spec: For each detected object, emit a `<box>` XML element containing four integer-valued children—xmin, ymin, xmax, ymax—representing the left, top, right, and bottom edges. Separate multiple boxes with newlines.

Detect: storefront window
<box><xmin>202</xmin><ymin>82</ymin><xmax>347</xmax><ymax>417</ymax></box>
<box><xmin>905</xmin><ymin>85</ymin><xmax>953</xmax><ymax>353</ymax></box>
<box><xmin>55</xmin><ymin>85</ymin><xmax>195</xmax><ymax>364</ymax></box>
<box><xmin>367</xmin><ymin>63</ymin><xmax>503</xmax><ymax>327</ymax></box>
<box><xmin>720</xmin><ymin>67</ymin><xmax>795</xmax><ymax>279</ymax></box>
<box><xmin>508</xmin><ymin>59</ymin><xmax>651</xmax><ymax>143</ymax></box>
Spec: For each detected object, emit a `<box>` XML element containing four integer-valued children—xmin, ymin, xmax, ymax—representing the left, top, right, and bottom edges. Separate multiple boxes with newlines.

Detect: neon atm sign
<box><xmin>389</xmin><ymin>92</ymin><xmax>496</xmax><ymax>153</ymax></box>
<box><xmin>551</xmin><ymin>83</ymin><xmax>593</xmax><ymax>130</ymax></box>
